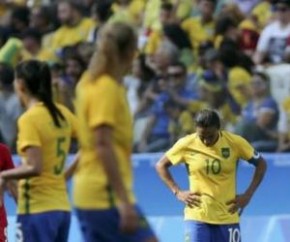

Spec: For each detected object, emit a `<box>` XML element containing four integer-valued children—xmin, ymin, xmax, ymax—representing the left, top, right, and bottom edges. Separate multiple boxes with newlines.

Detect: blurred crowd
<box><xmin>1</xmin><ymin>0</ymin><xmax>290</xmax><ymax>154</ymax></box>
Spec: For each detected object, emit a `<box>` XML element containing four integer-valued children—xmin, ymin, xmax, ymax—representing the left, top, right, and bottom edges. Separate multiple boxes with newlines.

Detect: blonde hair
<box><xmin>88</xmin><ymin>22</ymin><xmax>137</xmax><ymax>80</ymax></box>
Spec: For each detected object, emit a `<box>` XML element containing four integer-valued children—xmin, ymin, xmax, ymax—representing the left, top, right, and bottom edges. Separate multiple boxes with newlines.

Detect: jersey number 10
<box><xmin>205</xmin><ymin>159</ymin><xmax>221</xmax><ymax>175</ymax></box>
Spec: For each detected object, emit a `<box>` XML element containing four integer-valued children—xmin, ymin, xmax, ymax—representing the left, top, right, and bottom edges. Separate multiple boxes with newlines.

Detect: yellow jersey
<box><xmin>50</xmin><ymin>18</ymin><xmax>95</xmax><ymax>52</ymax></box>
<box><xmin>17</xmin><ymin>103</ymin><xmax>78</xmax><ymax>214</ymax></box>
<box><xmin>228</xmin><ymin>66</ymin><xmax>252</xmax><ymax>108</ymax></box>
<box><xmin>74</xmin><ymin>73</ymin><xmax>135</xmax><ymax>209</ymax></box>
<box><xmin>166</xmin><ymin>131</ymin><xmax>256</xmax><ymax>224</ymax></box>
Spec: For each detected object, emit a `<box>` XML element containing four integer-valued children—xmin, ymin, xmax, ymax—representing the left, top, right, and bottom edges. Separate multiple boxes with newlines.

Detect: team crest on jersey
<box><xmin>221</xmin><ymin>147</ymin><xmax>230</xmax><ymax>158</ymax></box>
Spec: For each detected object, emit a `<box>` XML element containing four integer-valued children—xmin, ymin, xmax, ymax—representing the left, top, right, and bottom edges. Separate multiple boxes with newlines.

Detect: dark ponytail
<box><xmin>15</xmin><ymin>60</ymin><xmax>65</xmax><ymax>127</ymax></box>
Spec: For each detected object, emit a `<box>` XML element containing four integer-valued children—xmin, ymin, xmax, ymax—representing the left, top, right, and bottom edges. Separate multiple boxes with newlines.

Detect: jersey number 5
<box><xmin>54</xmin><ymin>137</ymin><xmax>66</xmax><ymax>175</ymax></box>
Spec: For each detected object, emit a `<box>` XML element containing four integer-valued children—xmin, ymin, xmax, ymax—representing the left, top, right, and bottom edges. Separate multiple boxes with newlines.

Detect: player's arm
<box><xmin>155</xmin><ymin>155</ymin><xmax>201</xmax><ymax>208</ymax></box>
<box><xmin>64</xmin><ymin>151</ymin><xmax>79</xmax><ymax>180</ymax></box>
<box><xmin>94</xmin><ymin>125</ymin><xmax>138</xmax><ymax>233</ymax></box>
<box><xmin>243</xmin><ymin>154</ymin><xmax>267</xmax><ymax>200</ymax></box>
<box><xmin>228</xmin><ymin>153</ymin><xmax>267</xmax><ymax>214</ymax></box>
<box><xmin>0</xmin><ymin>146</ymin><xmax>42</xmax><ymax>180</ymax></box>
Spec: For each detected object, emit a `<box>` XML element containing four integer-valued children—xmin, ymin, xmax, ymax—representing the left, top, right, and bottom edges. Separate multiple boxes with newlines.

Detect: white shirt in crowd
<box><xmin>257</xmin><ymin>21</ymin><xmax>290</xmax><ymax>64</ymax></box>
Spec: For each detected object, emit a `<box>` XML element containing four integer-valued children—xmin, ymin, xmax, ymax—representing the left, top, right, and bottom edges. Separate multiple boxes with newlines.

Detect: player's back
<box><xmin>17</xmin><ymin>102</ymin><xmax>78</xmax><ymax>214</ymax></box>
<box><xmin>74</xmin><ymin>73</ymin><xmax>135</xmax><ymax>209</ymax></box>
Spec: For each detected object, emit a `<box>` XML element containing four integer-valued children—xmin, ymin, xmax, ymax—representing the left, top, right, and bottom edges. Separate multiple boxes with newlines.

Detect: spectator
<box><xmin>110</xmin><ymin>0</ymin><xmax>145</xmax><ymax>26</ymax></box>
<box><xmin>8</xmin><ymin>6</ymin><xmax>30</xmax><ymax>36</ymax></box>
<box><xmin>57</xmin><ymin>53</ymin><xmax>86</xmax><ymax>112</ymax></box>
<box><xmin>29</xmin><ymin>5</ymin><xmax>56</xmax><ymax>48</ymax></box>
<box><xmin>50</xmin><ymin>0</ymin><xmax>95</xmax><ymax>54</ymax></box>
<box><xmin>137</xmin><ymin>62</ymin><xmax>197</xmax><ymax>153</ymax></box>
<box><xmin>124</xmin><ymin>54</ymin><xmax>155</xmax><ymax>116</ymax></box>
<box><xmin>144</xmin><ymin>2</ymin><xmax>175</xmax><ymax>57</ymax></box>
<box><xmin>137</xmin><ymin>76</ymin><xmax>171</xmax><ymax>153</ymax></box>
<box><xmin>278</xmin><ymin>96</ymin><xmax>290</xmax><ymax>152</ymax></box>
<box><xmin>254</xmin><ymin>0</ymin><xmax>290</xmax><ymax>65</ymax></box>
<box><xmin>251</xmin><ymin>0</ymin><xmax>273</xmax><ymax>29</ymax></box>
<box><xmin>21</xmin><ymin>28</ymin><xmax>57</xmax><ymax>63</ymax></box>
<box><xmin>235</xmin><ymin>72</ymin><xmax>279</xmax><ymax>152</ymax></box>
<box><xmin>87</xmin><ymin>0</ymin><xmax>113</xmax><ymax>43</ymax></box>
<box><xmin>164</xmin><ymin>99</ymin><xmax>195</xmax><ymax>145</ymax></box>
<box><xmin>29</xmin><ymin>6</ymin><xmax>55</xmax><ymax>34</ymax></box>
<box><xmin>190</xmin><ymin>70</ymin><xmax>238</xmax><ymax>130</ymax></box>
<box><xmin>162</xmin><ymin>23</ymin><xmax>194</xmax><ymax>70</ymax></box>
<box><xmin>182</xmin><ymin>0</ymin><xmax>216</xmax><ymax>50</ymax></box>
<box><xmin>0</xmin><ymin>63</ymin><xmax>23</xmax><ymax>150</ymax></box>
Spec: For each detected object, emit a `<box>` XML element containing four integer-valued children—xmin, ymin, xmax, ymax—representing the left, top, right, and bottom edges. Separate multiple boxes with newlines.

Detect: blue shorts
<box><xmin>75</xmin><ymin>205</ymin><xmax>156</xmax><ymax>242</ymax></box>
<box><xmin>16</xmin><ymin>211</ymin><xmax>71</xmax><ymax>242</ymax></box>
<box><xmin>185</xmin><ymin>220</ymin><xmax>241</xmax><ymax>242</ymax></box>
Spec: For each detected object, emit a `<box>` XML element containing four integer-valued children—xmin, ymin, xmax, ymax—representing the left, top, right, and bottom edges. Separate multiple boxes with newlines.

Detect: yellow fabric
<box><xmin>21</xmin><ymin>48</ymin><xmax>57</xmax><ymax>63</ymax></box>
<box><xmin>282</xmin><ymin>98</ymin><xmax>290</xmax><ymax>137</ymax></box>
<box><xmin>166</xmin><ymin>131</ymin><xmax>255</xmax><ymax>224</ymax></box>
<box><xmin>228</xmin><ymin>67</ymin><xmax>252</xmax><ymax>107</ymax></box>
<box><xmin>0</xmin><ymin>38</ymin><xmax>23</xmax><ymax>67</ymax></box>
<box><xmin>144</xmin><ymin>30</ymin><xmax>163</xmax><ymax>55</ymax></box>
<box><xmin>143</xmin><ymin>0</ymin><xmax>161</xmax><ymax>30</ymax></box>
<box><xmin>74</xmin><ymin>73</ymin><xmax>135</xmax><ymax>209</ymax></box>
<box><xmin>181</xmin><ymin>17</ymin><xmax>213</xmax><ymax>49</ymax></box>
<box><xmin>50</xmin><ymin>18</ymin><xmax>96</xmax><ymax>52</ymax></box>
<box><xmin>17</xmin><ymin>103</ymin><xmax>78</xmax><ymax>214</ymax></box>
<box><xmin>239</xmin><ymin>19</ymin><xmax>258</xmax><ymax>31</ymax></box>
<box><xmin>169</xmin><ymin>111</ymin><xmax>195</xmax><ymax>139</ymax></box>
<box><xmin>112</xmin><ymin>0</ymin><xmax>145</xmax><ymax>24</ymax></box>
<box><xmin>251</xmin><ymin>1</ymin><xmax>272</xmax><ymax>29</ymax></box>
<box><xmin>143</xmin><ymin>0</ymin><xmax>192</xmax><ymax>30</ymax></box>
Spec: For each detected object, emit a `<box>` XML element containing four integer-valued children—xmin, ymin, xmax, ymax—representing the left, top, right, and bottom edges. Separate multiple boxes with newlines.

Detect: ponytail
<box><xmin>15</xmin><ymin>60</ymin><xmax>66</xmax><ymax>127</ymax></box>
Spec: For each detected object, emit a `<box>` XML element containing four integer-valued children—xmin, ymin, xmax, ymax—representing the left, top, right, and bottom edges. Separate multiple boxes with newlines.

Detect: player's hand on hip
<box><xmin>226</xmin><ymin>193</ymin><xmax>252</xmax><ymax>215</ymax></box>
<box><xmin>118</xmin><ymin>203</ymin><xmax>139</xmax><ymax>234</ymax></box>
<box><xmin>176</xmin><ymin>191</ymin><xmax>201</xmax><ymax>208</ymax></box>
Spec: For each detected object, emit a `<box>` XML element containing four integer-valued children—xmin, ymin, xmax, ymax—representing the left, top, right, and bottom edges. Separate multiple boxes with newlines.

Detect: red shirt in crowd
<box><xmin>0</xmin><ymin>144</ymin><xmax>14</xmax><ymax>230</ymax></box>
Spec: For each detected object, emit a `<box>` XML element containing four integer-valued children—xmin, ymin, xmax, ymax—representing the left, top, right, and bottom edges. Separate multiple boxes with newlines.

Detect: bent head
<box><xmin>195</xmin><ymin>109</ymin><xmax>220</xmax><ymax>146</ymax></box>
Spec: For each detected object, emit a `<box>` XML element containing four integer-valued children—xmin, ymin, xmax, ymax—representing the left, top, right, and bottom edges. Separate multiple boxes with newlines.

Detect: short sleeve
<box><xmin>234</xmin><ymin>135</ymin><xmax>257</xmax><ymax>161</ymax></box>
<box><xmin>87</xmin><ymin>78</ymin><xmax>118</xmax><ymax>129</ymax></box>
<box><xmin>17</xmin><ymin>115</ymin><xmax>41</xmax><ymax>153</ymax></box>
<box><xmin>165</xmin><ymin>136</ymin><xmax>188</xmax><ymax>165</ymax></box>
<box><xmin>0</xmin><ymin>144</ymin><xmax>14</xmax><ymax>170</ymax></box>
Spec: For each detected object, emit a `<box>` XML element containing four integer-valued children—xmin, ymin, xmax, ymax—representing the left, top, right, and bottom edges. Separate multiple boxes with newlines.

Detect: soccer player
<box><xmin>74</xmin><ymin>22</ymin><xmax>158</xmax><ymax>242</ymax></box>
<box><xmin>155</xmin><ymin>109</ymin><xmax>267</xmax><ymax>242</ymax></box>
<box><xmin>0</xmin><ymin>143</ymin><xmax>16</xmax><ymax>242</ymax></box>
<box><xmin>0</xmin><ymin>60</ymin><xmax>78</xmax><ymax>242</ymax></box>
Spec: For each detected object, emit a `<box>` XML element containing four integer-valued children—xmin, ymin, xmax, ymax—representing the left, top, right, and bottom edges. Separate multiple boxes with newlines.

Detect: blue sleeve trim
<box><xmin>247</xmin><ymin>151</ymin><xmax>261</xmax><ymax>166</ymax></box>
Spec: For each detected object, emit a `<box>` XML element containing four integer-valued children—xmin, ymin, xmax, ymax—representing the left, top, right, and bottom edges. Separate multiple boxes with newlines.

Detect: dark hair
<box><xmin>163</xmin><ymin>23</ymin><xmax>192</xmax><ymax>50</ymax></box>
<box><xmin>21</xmin><ymin>28</ymin><xmax>42</xmax><ymax>45</ymax></box>
<box><xmin>161</xmin><ymin>2</ymin><xmax>174</xmax><ymax>11</ymax></box>
<box><xmin>195</xmin><ymin>109</ymin><xmax>221</xmax><ymax>129</ymax></box>
<box><xmin>93</xmin><ymin>0</ymin><xmax>113</xmax><ymax>22</ymax></box>
<box><xmin>15</xmin><ymin>60</ymin><xmax>65</xmax><ymax>127</ymax></box>
<box><xmin>0</xmin><ymin>63</ymin><xmax>14</xmax><ymax>87</ymax></box>
<box><xmin>11</xmin><ymin>6</ymin><xmax>30</xmax><ymax>27</ymax></box>
<box><xmin>215</xmin><ymin>16</ymin><xmax>237</xmax><ymax>36</ymax></box>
